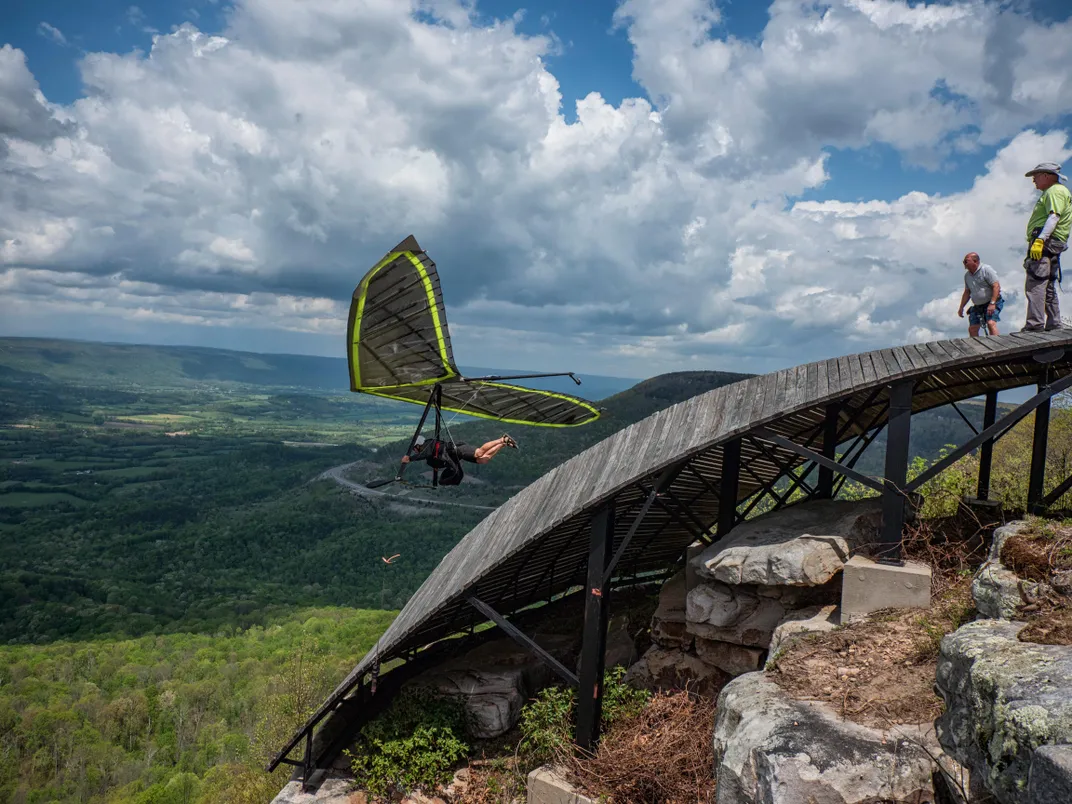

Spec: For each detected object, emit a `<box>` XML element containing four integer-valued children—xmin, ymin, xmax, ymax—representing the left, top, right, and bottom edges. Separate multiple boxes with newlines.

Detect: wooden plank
<box><xmin>879</xmin><ymin>348</ymin><xmax>903</xmax><ymax>378</ymax></box>
<box><xmin>891</xmin><ymin>346</ymin><xmax>916</xmax><ymax>375</ymax></box>
<box><xmin>816</xmin><ymin>358</ymin><xmax>832</xmax><ymax>400</ymax></box>
<box><xmin>836</xmin><ymin>354</ymin><xmax>856</xmax><ymax>394</ymax></box>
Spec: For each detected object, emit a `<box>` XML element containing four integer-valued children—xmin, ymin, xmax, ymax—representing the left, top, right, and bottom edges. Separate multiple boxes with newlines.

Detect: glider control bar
<box><xmin>463</xmin><ymin>371</ymin><xmax>582</xmax><ymax>386</ymax></box>
<box><xmin>466</xmin><ymin>595</ymin><xmax>579</xmax><ymax>687</ymax></box>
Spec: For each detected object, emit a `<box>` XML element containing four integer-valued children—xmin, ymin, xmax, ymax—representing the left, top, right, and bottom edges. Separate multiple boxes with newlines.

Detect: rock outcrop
<box><xmin>712</xmin><ymin>673</ymin><xmax>936</xmax><ymax>804</ymax></box>
<box><xmin>972</xmin><ymin>521</ymin><xmax>1042</xmax><ymax>621</ymax></box>
<box><xmin>935</xmin><ymin>619</ymin><xmax>1072</xmax><ymax>804</ymax></box>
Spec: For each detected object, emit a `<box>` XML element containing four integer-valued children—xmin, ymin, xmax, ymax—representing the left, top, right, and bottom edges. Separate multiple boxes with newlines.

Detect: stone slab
<box><xmin>695</xmin><ymin>637</ymin><xmax>764</xmax><ymax>676</ymax></box>
<box><xmin>840</xmin><ymin>555</ymin><xmax>931</xmax><ymax>622</ymax></box>
<box><xmin>691</xmin><ymin>498</ymin><xmax>881</xmax><ymax>587</ymax></box>
<box><xmin>767</xmin><ymin>604</ymin><xmax>840</xmax><ymax>659</ymax></box>
<box><xmin>527</xmin><ymin>765</ymin><xmax>595</xmax><ymax>804</ymax></box>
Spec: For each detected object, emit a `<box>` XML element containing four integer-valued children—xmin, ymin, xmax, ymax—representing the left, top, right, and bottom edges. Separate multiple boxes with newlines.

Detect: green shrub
<box><xmin>518</xmin><ymin>666</ymin><xmax>650</xmax><ymax>765</ymax></box>
<box><xmin>346</xmin><ymin>689</ymin><xmax>468</xmax><ymax>799</ymax></box>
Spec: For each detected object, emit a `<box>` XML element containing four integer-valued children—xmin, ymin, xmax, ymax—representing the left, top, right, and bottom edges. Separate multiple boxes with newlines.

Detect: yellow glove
<box><xmin>1029</xmin><ymin>238</ymin><xmax>1045</xmax><ymax>260</ymax></box>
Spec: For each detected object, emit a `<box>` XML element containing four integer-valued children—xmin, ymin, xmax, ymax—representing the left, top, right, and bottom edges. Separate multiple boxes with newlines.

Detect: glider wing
<box><xmin>365</xmin><ymin>380</ymin><xmax>600</xmax><ymax>427</ymax></box>
<box><xmin>347</xmin><ymin>235</ymin><xmax>458</xmax><ymax>391</ymax></box>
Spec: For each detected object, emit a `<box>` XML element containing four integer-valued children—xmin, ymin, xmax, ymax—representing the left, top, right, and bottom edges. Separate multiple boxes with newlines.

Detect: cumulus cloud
<box><xmin>0</xmin><ymin>45</ymin><xmax>74</xmax><ymax>145</ymax></box>
<box><xmin>1</xmin><ymin>0</ymin><xmax>1071</xmax><ymax>377</ymax></box>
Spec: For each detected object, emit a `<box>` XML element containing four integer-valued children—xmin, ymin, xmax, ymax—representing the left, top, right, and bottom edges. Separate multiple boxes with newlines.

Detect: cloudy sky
<box><xmin>3</xmin><ymin>0</ymin><xmax>1072</xmax><ymax>379</ymax></box>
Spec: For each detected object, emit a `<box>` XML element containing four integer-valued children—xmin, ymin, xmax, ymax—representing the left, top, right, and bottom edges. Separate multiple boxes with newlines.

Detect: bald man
<box><xmin>957</xmin><ymin>252</ymin><xmax>1003</xmax><ymax>336</ymax></box>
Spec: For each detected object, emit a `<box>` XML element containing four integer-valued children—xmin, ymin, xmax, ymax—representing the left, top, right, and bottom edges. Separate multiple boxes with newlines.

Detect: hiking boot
<box><xmin>501</xmin><ymin>434</ymin><xmax>518</xmax><ymax>449</ymax></box>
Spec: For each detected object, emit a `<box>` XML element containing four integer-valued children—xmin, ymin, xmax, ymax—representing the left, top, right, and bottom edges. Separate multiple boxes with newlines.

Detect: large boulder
<box><xmin>407</xmin><ymin>635</ymin><xmax>575</xmax><ymax>739</ymax></box>
<box><xmin>935</xmin><ymin>620</ymin><xmax>1072</xmax><ymax>804</ymax></box>
<box><xmin>712</xmin><ymin>673</ymin><xmax>935</xmax><ymax>804</ymax></box>
<box><xmin>622</xmin><ymin>645</ymin><xmax>729</xmax><ymax>697</ymax></box>
<box><xmin>691</xmin><ymin>498</ymin><xmax>881</xmax><ymax>588</ymax></box>
<box><xmin>271</xmin><ymin>779</ymin><xmax>363</xmax><ymax>803</ymax></box>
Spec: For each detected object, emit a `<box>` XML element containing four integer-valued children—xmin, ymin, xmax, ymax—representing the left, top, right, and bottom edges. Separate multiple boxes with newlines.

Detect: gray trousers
<box><xmin>1024</xmin><ymin>239</ymin><xmax>1065</xmax><ymax>331</ymax></box>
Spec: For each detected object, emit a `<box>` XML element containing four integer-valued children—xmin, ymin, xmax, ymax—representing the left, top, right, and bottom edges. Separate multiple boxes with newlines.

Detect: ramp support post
<box><xmin>817</xmin><ymin>404</ymin><xmax>840</xmax><ymax>498</ymax></box>
<box><xmin>575</xmin><ymin>504</ymin><xmax>615</xmax><ymax>752</ymax></box>
<box><xmin>718</xmin><ymin>439</ymin><xmax>742</xmax><ymax>536</ymax></box>
<box><xmin>976</xmin><ymin>390</ymin><xmax>998</xmax><ymax>501</ymax></box>
<box><xmin>879</xmin><ymin>380</ymin><xmax>914</xmax><ymax>565</ymax></box>
<box><xmin>1028</xmin><ymin>381</ymin><xmax>1051</xmax><ymax>515</ymax></box>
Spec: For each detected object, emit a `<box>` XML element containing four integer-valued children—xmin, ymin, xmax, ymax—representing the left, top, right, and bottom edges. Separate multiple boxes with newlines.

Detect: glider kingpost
<box><xmin>347</xmin><ymin>235</ymin><xmax>600</xmax><ymax>488</ymax></box>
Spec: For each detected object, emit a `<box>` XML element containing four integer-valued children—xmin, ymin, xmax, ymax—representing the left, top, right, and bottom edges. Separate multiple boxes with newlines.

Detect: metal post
<box><xmin>718</xmin><ymin>439</ymin><xmax>742</xmax><ymax>536</ymax></box>
<box><xmin>818</xmin><ymin>404</ymin><xmax>839</xmax><ymax>498</ymax></box>
<box><xmin>879</xmin><ymin>380</ymin><xmax>914</xmax><ymax>564</ymax></box>
<box><xmin>977</xmin><ymin>390</ymin><xmax>998</xmax><ymax>501</ymax></box>
<box><xmin>575</xmin><ymin>504</ymin><xmax>615</xmax><ymax>751</ymax></box>
<box><xmin>1028</xmin><ymin>382</ymin><xmax>1051</xmax><ymax>515</ymax></box>
<box><xmin>301</xmin><ymin>729</ymin><xmax>314</xmax><ymax>792</ymax></box>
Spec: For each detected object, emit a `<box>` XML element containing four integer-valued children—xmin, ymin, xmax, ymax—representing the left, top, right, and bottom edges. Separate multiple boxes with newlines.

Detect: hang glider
<box><xmin>347</xmin><ymin>235</ymin><xmax>600</xmax><ymax>488</ymax></box>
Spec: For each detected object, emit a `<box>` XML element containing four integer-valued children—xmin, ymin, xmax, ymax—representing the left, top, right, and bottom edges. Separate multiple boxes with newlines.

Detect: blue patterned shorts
<box><xmin>968</xmin><ymin>297</ymin><xmax>1003</xmax><ymax>326</ymax></box>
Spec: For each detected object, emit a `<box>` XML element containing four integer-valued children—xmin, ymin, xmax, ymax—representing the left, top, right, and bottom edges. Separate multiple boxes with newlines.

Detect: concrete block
<box><xmin>527</xmin><ymin>765</ymin><xmax>595</xmax><ymax>804</ymax></box>
<box><xmin>840</xmin><ymin>555</ymin><xmax>931</xmax><ymax>623</ymax></box>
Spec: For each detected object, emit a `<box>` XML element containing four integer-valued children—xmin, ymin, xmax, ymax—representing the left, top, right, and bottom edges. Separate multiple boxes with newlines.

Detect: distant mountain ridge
<box><xmin>0</xmin><ymin>337</ymin><xmax>639</xmax><ymax>401</ymax></box>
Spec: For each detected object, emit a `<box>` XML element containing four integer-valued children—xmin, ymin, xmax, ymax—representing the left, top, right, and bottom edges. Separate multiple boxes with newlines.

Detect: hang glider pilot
<box><xmin>400</xmin><ymin>433</ymin><xmax>518</xmax><ymax>486</ymax></box>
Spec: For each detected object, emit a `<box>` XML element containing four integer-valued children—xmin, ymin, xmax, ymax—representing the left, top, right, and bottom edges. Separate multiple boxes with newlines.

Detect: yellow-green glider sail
<box><xmin>347</xmin><ymin>236</ymin><xmax>600</xmax><ymax>427</ymax></box>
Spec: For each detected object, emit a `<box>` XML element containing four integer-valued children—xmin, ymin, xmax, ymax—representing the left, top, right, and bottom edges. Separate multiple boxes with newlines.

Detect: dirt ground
<box><xmin>1004</xmin><ymin>520</ymin><xmax>1072</xmax><ymax>646</ymax></box>
<box><xmin>769</xmin><ymin>583</ymin><xmax>975</xmax><ymax>729</ymax></box>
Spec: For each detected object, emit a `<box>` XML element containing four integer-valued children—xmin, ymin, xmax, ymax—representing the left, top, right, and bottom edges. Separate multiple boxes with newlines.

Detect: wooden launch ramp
<box><xmin>272</xmin><ymin>331</ymin><xmax>1072</xmax><ymax>787</ymax></box>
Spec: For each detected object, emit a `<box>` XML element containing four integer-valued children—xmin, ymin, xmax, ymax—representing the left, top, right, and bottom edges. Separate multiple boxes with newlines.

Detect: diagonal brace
<box><xmin>467</xmin><ymin>596</ymin><xmax>578</xmax><ymax>688</ymax></box>
<box><xmin>907</xmin><ymin>371</ymin><xmax>1072</xmax><ymax>493</ymax></box>
<box><xmin>752</xmin><ymin>427</ymin><xmax>886</xmax><ymax>494</ymax></box>
<box><xmin>1043</xmin><ymin>472</ymin><xmax>1072</xmax><ymax>507</ymax></box>
<box><xmin>602</xmin><ymin>462</ymin><xmax>690</xmax><ymax>585</ymax></box>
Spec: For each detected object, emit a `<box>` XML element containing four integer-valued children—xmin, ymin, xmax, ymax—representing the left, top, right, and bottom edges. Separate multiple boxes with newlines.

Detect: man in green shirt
<box><xmin>1023</xmin><ymin>162</ymin><xmax>1070</xmax><ymax>331</ymax></box>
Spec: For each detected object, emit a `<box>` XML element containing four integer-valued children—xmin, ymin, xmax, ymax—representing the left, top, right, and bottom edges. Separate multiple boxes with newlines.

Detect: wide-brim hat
<box><xmin>1025</xmin><ymin>162</ymin><xmax>1067</xmax><ymax>182</ymax></box>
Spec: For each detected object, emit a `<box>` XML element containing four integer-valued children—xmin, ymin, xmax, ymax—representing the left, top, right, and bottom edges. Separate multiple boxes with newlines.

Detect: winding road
<box><xmin>319</xmin><ymin>462</ymin><xmax>498</xmax><ymax>512</ymax></box>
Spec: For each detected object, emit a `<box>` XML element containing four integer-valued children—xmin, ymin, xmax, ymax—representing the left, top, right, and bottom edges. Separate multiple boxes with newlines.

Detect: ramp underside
<box><xmin>274</xmin><ymin>331</ymin><xmax>1072</xmax><ymax>772</ymax></box>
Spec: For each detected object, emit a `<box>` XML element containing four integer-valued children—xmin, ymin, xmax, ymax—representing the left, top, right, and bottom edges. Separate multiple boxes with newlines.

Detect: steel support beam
<box><xmin>575</xmin><ymin>505</ymin><xmax>615</xmax><ymax>751</ymax></box>
<box><xmin>818</xmin><ymin>403</ymin><xmax>840</xmax><ymax>498</ymax></box>
<box><xmin>1043</xmin><ymin>472</ymin><xmax>1072</xmax><ymax>508</ymax></box>
<box><xmin>1028</xmin><ymin>382</ymin><xmax>1051</xmax><ymax>515</ymax></box>
<box><xmin>717</xmin><ymin>439</ymin><xmax>742</xmax><ymax>537</ymax></box>
<box><xmin>752</xmin><ymin>428</ymin><xmax>886</xmax><ymax>494</ymax></box>
<box><xmin>977</xmin><ymin>390</ymin><xmax>998</xmax><ymax>501</ymax></box>
<box><xmin>907</xmin><ymin>371</ymin><xmax>1072</xmax><ymax>492</ymax></box>
<box><xmin>466</xmin><ymin>596</ymin><xmax>579</xmax><ymax>687</ymax></box>
<box><xmin>603</xmin><ymin>463</ymin><xmax>684</xmax><ymax>585</ymax></box>
<box><xmin>301</xmin><ymin>730</ymin><xmax>314</xmax><ymax>792</ymax></box>
<box><xmin>879</xmin><ymin>380</ymin><xmax>914</xmax><ymax>564</ymax></box>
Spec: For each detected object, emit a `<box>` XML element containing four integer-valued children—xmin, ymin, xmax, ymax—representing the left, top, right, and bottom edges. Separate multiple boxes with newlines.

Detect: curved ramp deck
<box><xmin>272</xmin><ymin>331</ymin><xmax>1072</xmax><ymax>779</ymax></box>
